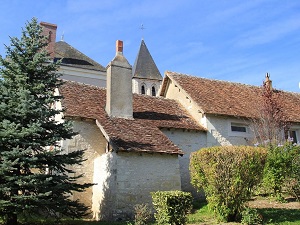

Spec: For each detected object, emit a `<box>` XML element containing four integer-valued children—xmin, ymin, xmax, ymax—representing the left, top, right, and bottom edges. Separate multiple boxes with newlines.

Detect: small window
<box><xmin>231</xmin><ymin>123</ymin><xmax>247</xmax><ymax>133</ymax></box>
<box><xmin>288</xmin><ymin>130</ymin><xmax>298</xmax><ymax>143</ymax></box>
<box><xmin>141</xmin><ymin>85</ymin><xmax>145</xmax><ymax>95</ymax></box>
<box><xmin>152</xmin><ymin>86</ymin><xmax>156</xmax><ymax>96</ymax></box>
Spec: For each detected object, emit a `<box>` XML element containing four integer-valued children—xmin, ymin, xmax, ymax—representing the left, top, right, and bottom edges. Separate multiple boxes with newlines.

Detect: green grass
<box><xmin>186</xmin><ymin>200</ymin><xmax>300</xmax><ymax>225</ymax></box>
<box><xmin>1</xmin><ymin>200</ymin><xmax>300</xmax><ymax>225</ymax></box>
<box><xmin>259</xmin><ymin>208</ymin><xmax>300</xmax><ymax>225</ymax></box>
<box><xmin>187</xmin><ymin>200</ymin><xmax>213</xmax><ymax>224</ymax></box>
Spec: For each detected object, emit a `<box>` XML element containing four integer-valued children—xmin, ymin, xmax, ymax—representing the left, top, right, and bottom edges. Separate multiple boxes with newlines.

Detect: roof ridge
<box><xmin>166</xmin><ymin>71</ymin><xmax>285</xmax><ymax>91</ymax></box>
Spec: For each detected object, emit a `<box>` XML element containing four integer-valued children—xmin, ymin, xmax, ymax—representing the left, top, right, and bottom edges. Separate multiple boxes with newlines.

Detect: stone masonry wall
<box><xmin>62</xmin><ymin>120</ymin><xmax>106</xmax><ymax>211</ymax></box>
<box><xmin>132</xmin><ymin>78</ymin><xmax>162</xmax><ymax>96</ymax></box>
<box><xmin>206</xmin><ymin>115</ymin><xmax>254</xmax><ymax>146</ymax></box>
<box><xmin>112</xmin><ymin>152</ymin><xmax>181</xmax><ymax>220</ymax></box>
<box><xmin>162</xmin><ymin>128</ymin><xmax>206</xmax><ymax>197</ymax></box>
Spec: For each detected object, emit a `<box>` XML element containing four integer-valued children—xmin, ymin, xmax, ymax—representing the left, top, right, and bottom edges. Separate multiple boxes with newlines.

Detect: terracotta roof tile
<box><xmin>59</xmin><ymin>81</ymin><xmax>205</xmax><ymax>155</ymax></box>
<box><xmin>165</xmin><ymin>71</ymin><xmax>300</xmax><ymax>122</ymax></box>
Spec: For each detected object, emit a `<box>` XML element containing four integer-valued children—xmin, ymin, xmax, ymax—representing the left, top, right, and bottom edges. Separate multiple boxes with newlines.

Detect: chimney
<box><xmin>264</xmin><ymin>72</ymin><xmax>272</xmax><ymax>91</ymax></box>
<box><xmin>40</xmin><ymin>22</ymin><xmax>57</xmax><ymax>58</ymax></box>
<box><xmin>116</xmin><ymin>40</ymin><xmax>123</xmax><ymax>55</ymax></box>
<box><xmin>106</xmin><ymin>40</ymin><xmax>133</xmax><ymax>119</ymax></box>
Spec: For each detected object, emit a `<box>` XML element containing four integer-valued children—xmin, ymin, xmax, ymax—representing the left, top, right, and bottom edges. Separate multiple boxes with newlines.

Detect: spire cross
<box><xmin>140</xmin><ymin>24</ymin><xmax>146</xmax><ymax>40</ymax></box>
<box><xmin>61</xmin><ymin>31</ymin><xmax>65</xmax><ymax>41</ymax></box>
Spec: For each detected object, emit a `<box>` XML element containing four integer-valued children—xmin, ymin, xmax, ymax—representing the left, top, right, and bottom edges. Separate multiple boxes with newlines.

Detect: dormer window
<box><xmin>152</xmin><ymin>86</ymin><xmax>156</xmax><ymax>96</ymax></box>
<box><xmin>141</xmin><ymin>85</ymin><xmax>145</xmax><ymax>95</ymax></box>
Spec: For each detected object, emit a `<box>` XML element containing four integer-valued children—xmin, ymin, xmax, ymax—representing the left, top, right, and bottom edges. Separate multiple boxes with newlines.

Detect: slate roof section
<box><xmin>132</xmin><ymin>40</ymin><xmax>162</xmax><ymax>80</ymax></box>
<box><xmin>59</xmin><ymin>81</ymin><xmax>205</xmax><ymax>155</ymax></box>
<box><xmin>54</xmin><ymin>41</ymin><xmax>106</xmax><ymax>72</ymax></box>
<box><xmin>162</xmin><ymin>71</ymin><xmax>300</xmax><ymax>122</ymax></box>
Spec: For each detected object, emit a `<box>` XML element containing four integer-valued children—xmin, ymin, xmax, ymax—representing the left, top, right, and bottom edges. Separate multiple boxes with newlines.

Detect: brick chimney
<box><xmin>40</xmin><ymin>22</ymin><xmax>57</xmax><ymax>58</ymax></box>
<box><xmin>264</xmin><ymin>73</ymin><xmax>272</xmax><ymax>91</ymax></box>
<box><xmin>106</xmin><ymin>40</ymin><xmax>133</xmax><ymax>119</ymax></box>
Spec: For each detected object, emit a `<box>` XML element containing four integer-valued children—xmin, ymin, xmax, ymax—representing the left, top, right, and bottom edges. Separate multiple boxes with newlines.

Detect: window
<box><xmin>230</xmin><ymin>122</ymin><xmax>249</xmax><ymax>135</ymax></box>
<box><xmin>231</xmin><ymin>124</ymin><xmax>247</xmax><ymax>132</ymax></box>
<box><xmin>152</xmin><ymin>86</ymin><xmax>156</xmax><ymax>96</ymax></box>
<box><xmin>141</xmin><ymin>85</ymin><xmax>145</xmax><ymax>95</ymax></box>
<box><xmin>288</xmin><ymin>130</ymin><xmax>298</xmax><ymax>143</ymax></box>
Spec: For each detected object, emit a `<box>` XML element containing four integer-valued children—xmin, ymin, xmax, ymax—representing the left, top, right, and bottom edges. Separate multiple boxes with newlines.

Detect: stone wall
<box><xmin>94</xmin><ymin>151</ymin><xmax>181</xmax><ymax>221</ymax></box>
<box><xmin>162</xmin><ymin>128</ymin><xmax>206</xmax><ymax>197</ymax></box>
<box><xmin>62</xmin><ymin>119</ymin><xmax>106</xmax><ymax>210</ymax></box>
<box><xmin>162</xmin><ymin>78</ymin><xmax>204</xmax><ymax>124</ymax></box>
<box><xmin>58</xmin><ymin>66</ymin><xmax>106</xmax><ymax>87</ymax></box>
<box><xmin>132</xmin><ymin>78</ymin><xmax>162</xmax><ymax>96</ymax></box>
<box><xmin>206</xmin><ymin>115</ymin><xmax>254</xmax><ymax>146</ymax></box>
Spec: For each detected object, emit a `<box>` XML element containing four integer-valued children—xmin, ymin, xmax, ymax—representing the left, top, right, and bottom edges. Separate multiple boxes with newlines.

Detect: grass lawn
<box><xmin>1</xmin><ymin>199</ymin><xmax>300</xmax><ymax>225</ymax></box>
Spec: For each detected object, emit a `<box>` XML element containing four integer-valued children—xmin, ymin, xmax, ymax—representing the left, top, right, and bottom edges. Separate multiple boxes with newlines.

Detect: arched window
<box><xmin>141</xmin><ymin>85</ymin><xmax>145</xmax><ymax>95</ymax></box>
<box><xmin>152</xmin><ymin>86</ymin><xmax>156</xmax><ymax>96</ymax></box>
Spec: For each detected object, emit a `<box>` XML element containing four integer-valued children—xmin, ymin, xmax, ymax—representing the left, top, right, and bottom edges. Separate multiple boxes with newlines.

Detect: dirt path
<box><xmin>247</xmin><ymin>198</ymin><xmax>300</xmax><ymax>209</ymax></box>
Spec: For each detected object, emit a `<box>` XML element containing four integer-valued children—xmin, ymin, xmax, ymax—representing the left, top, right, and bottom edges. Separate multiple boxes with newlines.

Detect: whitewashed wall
<box><xmin>206</xmin><ymin>115</ymin><xmax>254</xmax><ymax>146</ymax></box>
<box><xmin>62</xmin><ymin>120</ymin><xmax>106</xmax><ymax>210</ymax></box>
<box><xmin>94</xmin><ymin>151</ymin><xmax>181</xmax><ymax>221</ymax></box>
<box><xmin>59</xmin><ymin>65</ymin><xmax>106</xmax><ymax>87</ymax></box>
<box><xmin>132</xmin><ymin>78</ymin><xmax>162</xmax><ymax>96</ymax></box>
<box><xmin>162</xmin><ymin>128</ymin><xmax>206</xmax><ymax>197</ymax></box>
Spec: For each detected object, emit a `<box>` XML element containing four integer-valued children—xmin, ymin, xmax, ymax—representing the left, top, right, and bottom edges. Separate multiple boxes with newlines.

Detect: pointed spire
<box><xmin>132</xmin><ymin>39</ymin><xmax>162</xmax><ymax>81</ymax></box>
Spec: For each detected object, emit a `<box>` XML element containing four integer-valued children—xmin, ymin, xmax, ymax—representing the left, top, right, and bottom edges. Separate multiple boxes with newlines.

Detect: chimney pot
<box><xmin>116</xmin><ymin>40</ymin><xmax>123</xmax><ymax>55</ymax></box>
<box><xmin>264</xmin><ymin>72</ymin><xmax>272</xmax><ymax>91</ymax></box>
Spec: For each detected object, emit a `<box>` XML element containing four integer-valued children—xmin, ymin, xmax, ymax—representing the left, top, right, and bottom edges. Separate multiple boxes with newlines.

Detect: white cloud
<box><xmin>236</xmin><ymin>15</ymin><xmax>300</xmax><ymax>47</ymax></box>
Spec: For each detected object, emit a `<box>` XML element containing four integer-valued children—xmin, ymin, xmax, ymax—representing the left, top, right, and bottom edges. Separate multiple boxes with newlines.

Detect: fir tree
<box><xmin>0</xmin><ymin>18</ymin><xmax>91</xmax><ymax>225</ymax></box>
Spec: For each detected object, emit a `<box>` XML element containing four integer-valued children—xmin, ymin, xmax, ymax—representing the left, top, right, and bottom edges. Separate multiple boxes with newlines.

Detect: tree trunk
<box><xmin>6</xmin><ymin>213</ymin><xmax>18</xmax><ymax>225</ymax></box>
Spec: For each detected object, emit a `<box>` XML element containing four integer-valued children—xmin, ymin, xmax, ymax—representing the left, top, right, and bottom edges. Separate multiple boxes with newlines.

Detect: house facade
<box><xmin>160</xmin><ymin>71</ymin><xmax>300</xmax><ymax>146</ymax></box>
<box><xmin>41</xmin><ymin>22</ymin><xmax>300</xmax><ymax>221</ymax></box>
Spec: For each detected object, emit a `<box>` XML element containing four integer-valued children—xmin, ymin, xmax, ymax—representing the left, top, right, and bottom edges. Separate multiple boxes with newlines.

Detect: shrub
<box><xmin>151</xmin><ymin>190</ymin><xmax>192</xmax><ymax>225</ymax></box>
<box><xmin>190</xmin><ymin>146</ymin><xmax>267</xmax><ymax>222</ymax></box>
<box><xmin>284</xmin><ymin>143</ymin><xmax>300</xmax><ymax>201</ymax></box>
<box><xmin>133</xmin><ymin>203</ymin><xmax>152</xmax><ymax>225</ymax></box>
<box><xmin>262</xmin><ymin>142</ymin><xmax>299</xmax><ymax>198</ymax></box>
<box><xmin>241</xmin><ymin>208</ymin><xmax>263</xmax><ymax>225</ymax></box>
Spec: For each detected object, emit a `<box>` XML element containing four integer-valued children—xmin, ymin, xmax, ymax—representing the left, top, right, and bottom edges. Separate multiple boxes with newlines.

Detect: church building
<box><xmin>40</xmin><ymin>22</ymin><xmax>300</xmax><ymax>221</ymax></box>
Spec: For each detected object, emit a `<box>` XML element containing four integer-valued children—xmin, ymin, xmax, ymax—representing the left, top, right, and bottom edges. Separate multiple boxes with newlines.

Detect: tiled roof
<box><xmin>132</xmin><ymin>40</ymin><xmax>162</xmax><ymax>80</ymax></box>
<box><xmin>54</xmin><ymin>41</ymin><xmax>106</xmax><ymax>72</ymax></box>
<box><xmin>59</xmin><ymin>81</ymin><xmax>205</xmax><ymax>155</ymax></box>
<box><xmin>163</xmin><ymin>71</ymin><xmax>300</xmax><ymax>122</ymax></box>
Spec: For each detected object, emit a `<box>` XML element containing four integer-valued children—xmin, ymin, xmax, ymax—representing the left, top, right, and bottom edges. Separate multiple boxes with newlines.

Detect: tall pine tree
<box><xmin>0</xmin><ymin>18</ymin><xmax>91</xmax><ymax>225</ymax></box>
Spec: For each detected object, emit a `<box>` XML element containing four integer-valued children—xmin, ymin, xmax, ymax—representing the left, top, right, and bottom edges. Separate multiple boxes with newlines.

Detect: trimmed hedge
<box><xmin>151</xmin><ymin>190</ymin><xmax>192</xmax><ymax>225</ymax></box>
<box><xmin>190</xmin><ymin>146</ymin><xmax>267</xmax><ymax>222</ymax></box>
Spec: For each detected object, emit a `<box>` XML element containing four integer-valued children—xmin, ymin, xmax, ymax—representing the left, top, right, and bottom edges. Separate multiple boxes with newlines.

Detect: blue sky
<box><xmin>0</xmin><ymin>0</ymin><xmax>299</xmax><ymax>92</ymax></box>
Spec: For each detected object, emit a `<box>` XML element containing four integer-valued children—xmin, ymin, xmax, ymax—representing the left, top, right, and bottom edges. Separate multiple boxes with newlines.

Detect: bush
<box><xmin>262</xmin><ymin>142</ymin><xmax>299</xmax><ymax>198</ymax></box>
<box><xmin>283</xmin><ymin>143</ymin><xmax>300</xmax><ymax>201</ymax></box>
<box><xmin>133</xmin><ymin>203</ymin><xmax>152</xmax><ymax>225</ymax></box>
<box><xmin>151</xmin><ymin>191</ymin><xmax>192</xmax><ymax>225</ymax></box>
<box><xmin>190</xmin><ymin>146</ymin><xmax>267</xmax><ymax>222</ymax></box>
<box><xmin>241</xmin><ymin>208</ymin><xmax>263</xmax><ymax>225</ymax></box>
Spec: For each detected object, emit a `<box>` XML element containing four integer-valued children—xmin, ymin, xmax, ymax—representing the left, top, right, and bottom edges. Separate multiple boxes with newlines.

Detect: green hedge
<box><xmin>151</xmin><ymin>190</ymin><xmax>192</xmax><ymax>225</ymax></box>
<box><xmin>190</xmin><ymin>146</ymin><xmax>267</xmax><ymax>222</ymax></box>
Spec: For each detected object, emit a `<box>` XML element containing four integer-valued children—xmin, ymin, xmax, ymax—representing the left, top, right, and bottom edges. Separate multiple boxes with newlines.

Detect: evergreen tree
<box><xmin>0</xmin><ymin>18</ymin><xmax>91</xmax><ymax>225</ymax></box>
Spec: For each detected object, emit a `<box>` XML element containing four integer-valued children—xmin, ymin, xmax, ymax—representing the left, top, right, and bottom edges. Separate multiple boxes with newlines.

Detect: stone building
<box><xmin>41</xmin><ymin>22</ymin><xmax>106</xmax><ymax>87</ymax></box>
<box><xmin>132</xmin><ymin>39</ymin><xmax>163</xmax><ymax>96</ymax></box>
<box><xmin>40</xmin><ymin>21</ymin><xmax>300</xmax><ymax>221</ymax></box>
